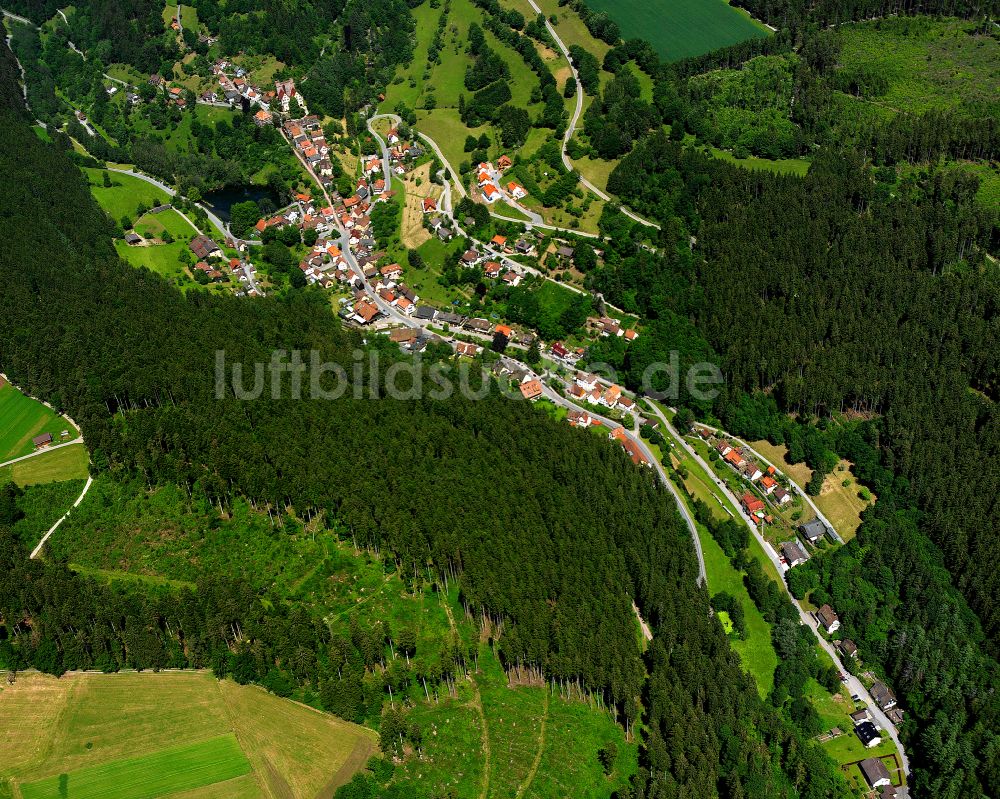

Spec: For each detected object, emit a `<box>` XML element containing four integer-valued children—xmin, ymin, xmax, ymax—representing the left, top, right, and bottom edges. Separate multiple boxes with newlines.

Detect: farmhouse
<box><xmin>32</xmin><ymin>433</ymin><xmax>53</xmax><ymax>449</ymax></box>
<box><xmin>124</xmin><ymin>232</ymin><xmax>142</xmax><ymax>245</ymax></box>
<box><xmin>190</xmin><ymin>235</ymin><xmax>221</xmax><ymax>260</ymax></box>
<box><xmin>859</xmin><ymin>758</ymin><xmax>891</xmax><ymax>788</ymax></box>
<box><xmin>816</xmin><ymin>604</ymin><xmax>840</xmax><ymax>634</ymax></box>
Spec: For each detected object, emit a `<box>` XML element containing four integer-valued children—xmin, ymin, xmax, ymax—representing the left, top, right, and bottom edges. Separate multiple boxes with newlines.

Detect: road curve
<box><xmin>524</xmin><ymin>0</ymin><xmax>660</xmax><ymax>231</ymax></box>
<box><xmin>645</xmin><ymin>402</ymin><xmax>910</xmax><ymax>776</ymax></box>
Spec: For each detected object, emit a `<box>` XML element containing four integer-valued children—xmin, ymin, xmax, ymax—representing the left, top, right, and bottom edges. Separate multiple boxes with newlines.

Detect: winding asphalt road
<box><xmin>106</xmin><ymin>167</ymin><xmax>262</xmax><ymax>249</ymax></box>
<box><xmin>645</xmin><ymin>402</ymin><xmax>910</xmax><ymax>776</ymax></box>
<box><xmin>524</xmin><ymin>0</ymin><xmax>660</xmax><ymax>231</ymax></box>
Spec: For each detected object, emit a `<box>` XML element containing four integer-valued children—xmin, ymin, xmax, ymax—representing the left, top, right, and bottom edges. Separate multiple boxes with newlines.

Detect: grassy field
<box><xmin>749</xmin><ymin>440</ymin><xmax>873</xmax><ymax>539</ymax></box>
<box><xmin>585</xmin><ymin>0</ymin><xmax>769</xmax><ymax>61</ymax></box>
<box><xmin>388</xmin><ymin>0</ymin><xmax>546</xmax><ymax>171</ymax></box>
<box><xmin>708</xmin><ymin>146</ymin><xmax>811</xmax><ymax>176</ymax></box>
<box><xmin>0</xmin><ymin>671</ymin><xmax>377</xmax><ymax>799</ymax></box>
<box><xmin>82</xmin><ymin>168</ymin><xmax>170</xmax><ymax>222</ymax></box>
<box><xmin>20</xmin><ymin>734</ymin><xmax>251</xmax><ymax>799</ymax></box>
<box><xmin>0</xmin><ymin>381</ymin><xmax>75</xmax><ymax>462</ymax></box>
<box><xmin>134</xmin><ymin>208</ymin><xmax>197</xmax><ymax>241</ymax></box>
<box><xmin>390</xmin><ymin>647</ymin><xmax>636</xmax><ymax>797</ymax></box>
<box><xmin>0</xmin><ymin>443</ymin><xmax>89</xmax><ymax>486</ymax></box>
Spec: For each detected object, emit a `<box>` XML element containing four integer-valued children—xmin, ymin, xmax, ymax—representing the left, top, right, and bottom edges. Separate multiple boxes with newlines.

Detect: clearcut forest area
<box><xmin>1</xmin><ymin>0</ymin><xmax>999</xmax><ymax>798</ymax></box>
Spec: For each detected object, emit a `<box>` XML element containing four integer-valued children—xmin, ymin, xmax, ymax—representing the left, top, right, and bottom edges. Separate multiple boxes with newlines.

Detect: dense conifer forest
<box><xmin>0</xmin><ymin>42</ymin><xmax>856</xmax><ymax>799</ymax></box>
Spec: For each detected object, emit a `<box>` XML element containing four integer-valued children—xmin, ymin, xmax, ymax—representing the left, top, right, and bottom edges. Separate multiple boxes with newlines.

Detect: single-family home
<box><xmin>781</xmin><ymin>540</ymin><xmax>810</xmax><ymax>568</ymax></box>
<box><xmin>774</xmin><ymin>487</ymin><xmax>792</xmax><ymax>505</ymax></box>
<box><xmin>575</xmin><ymin>372</ymin><xmax>599</xmax><ymax>392</ymax></box>
<box><xmin>491</xmin><ymin>234</ymin><xmax>507</xmax><ymax>250</ymax></box>
<box><xmin>741</xmin><ymin>461</ymin><xmax>763</xmax><ymax>481</ymax></box>
<box><xmin>886</xmin><ymin>708</ymin><xmax>905</xmax><ymax>726</ymax></box>
<box><xmin>816</xmin><ymin>604</ymin><xmax>841</xmax><ymax>634</ymax></box>
<box><xmin>454</xmin><ymin>341</ymin><xmax>481</xmax><ymax>357</ymax></box>
<box><xmin>414</xmin><ymin>305</ymin><xmax>436</xmax><ymax>321</ymax></box>
<box><xmin>725</xmin><ymin>449</ymin><xmax>747</xmax><ymax>469</ymax></box>
<box><xmin>520</xmin><ymin>379</ymin><xmax>543</xmax><ymax>401</ymax></box>
<box><xmin>855</xmin><ymin>721</ymin><xmax>882</xmax><ymax>749</ymax></box>
<box><xmin>460</xmin><ymin>250</ymin><xmax>481</xmax><ymax>267</ymax></box>
<box><xmin>871</xmin><ymin>681</ymin><xmax>897</xmax><ymax>711</ymax></box>
<box><xmin>352</xmin><ymin>300</ymin><xmax>380</xmax><ymax>325</ymax></box>
<box><xmin>849</xmin><ymin>707</ymin><xmax>872</xmax><ymax>726</ymax></box>
<box><xmin>715</xmin><ymin>440</ymin><xmax>733</xmax><ymax>457</ymax></box>
<box><xmin>507</xmin><ymin>182</ymin><xmax>527</xmax><ymax>200</ymax></box>
<box><xmin>380</xmin><ymin>263</ymin><xmax>403</xmax><ymax>281</ymax></box>
<box><xmin>839</xmin><ymin>639</ymin><xmax>859</xmax><ymax>659</ymax></box>
<box><xmin>760</xmin><ymin>475</ymin><xmax>778</xmax><ymax>494</ymax></box>
<box><xmin>502</xmin><ymin>271</ymin><xmax>521</xmax><ymax>287</ymax></box>
<box><xmin>482</xmin><ymin>184</ymin><xmax>501</xmax><ymax>202</ymax></box>
<box><xmin>859</xmin><ymin>757</ymin><xmax>891</xmax><ymax>788</ymax></box>
<box><xmin>497</xmin><ymin>154</ymin><xmax>513</xmax><ymax>170</ymax></box>
<box><xmin>422</xmin><ymin>197</ymin><xmax>437</xmax><ymax>213</ymax></box>
<box><xmin>602</xmin><ymin>384</ymin><xmax>622</xmax><ymax>408</ymax></box>
<box><xmin>799</xmin><ymin>519</ymin><xmax>828</xmax><ymax>544</ymax></box>
<box><xmin>742</xmin><ymin>493</ymin><xmax>765</xmax><ymax>516</ymax></box>
<box><xmin>484</xmin><ymin>261</ymin><xmax>502</xmax><ymax>278</ymax></box>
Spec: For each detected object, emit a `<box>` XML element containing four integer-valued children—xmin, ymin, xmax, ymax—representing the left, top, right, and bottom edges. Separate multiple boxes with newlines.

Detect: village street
<box><xmin>644</xmin><ymin>402</ymin><xmax>910</xmax><ymax>776</ymax></box>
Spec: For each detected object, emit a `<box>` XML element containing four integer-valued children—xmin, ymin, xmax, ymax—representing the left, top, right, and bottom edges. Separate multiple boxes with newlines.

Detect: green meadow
<box><xmin>0</xmin><ymin>381</ymin><xmax>74</xmax><ymax>462</ymax></box>
<box><xmin>19</xmin><ymin>735</ymin><xmax>250</xmax><ymax>799</ymax></box>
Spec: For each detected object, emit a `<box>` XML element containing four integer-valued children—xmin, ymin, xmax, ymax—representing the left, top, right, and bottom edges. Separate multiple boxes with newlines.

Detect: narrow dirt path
<box><xmin>514</xmin><ymin>690</ymin><xmax>550</xmax><ymax>798</ymax></box>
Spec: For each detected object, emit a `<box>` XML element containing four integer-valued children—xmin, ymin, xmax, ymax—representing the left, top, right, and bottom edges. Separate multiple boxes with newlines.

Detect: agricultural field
<box><xmin>133</xmin><ymin>208</ymin><xmax>197</xmax><ymax>241</ymax></box>
<box><xmin>585</xmin><ymin>0</ymin><xmax>769</xmax><ymax>62</ymax></box>
<box><xmin>708</xmin><ymin>146</ymin><xmax>811</xmax><ymax>176</ymax></box>
<box><xmin>0</xmin><ymin>381</ymin><xmax>76</xmax><ymax>463</ymax></box>
<box><xmin>82</xmin><ymin>168</ymin><xmax>170</xmax><ymax>222</ymax></box>
<box><xmin>399</xmin><ymin>163</ymin><xmax>444</xmax><ymax>249</ymax></box>
<box><xmin>0</xmin><ymin>671</ymin><xmax>377</xmax><ymax>799</ymax></box>
<box><xmin>0</xmin><ymin>443</ymin><xmax>89</xmax><ymax>486</ymax></box>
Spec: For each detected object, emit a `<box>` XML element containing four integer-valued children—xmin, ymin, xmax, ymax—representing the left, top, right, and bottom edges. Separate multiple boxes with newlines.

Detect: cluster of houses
<box><xmin>566</xmin><ymin>371</ymin><xmax>636</xmax><ymax>414</ymax></box>
<box><xmin>475</xmin><ymin>157</ymin><xmax>527</xmax><ymax>204</ymax></box>
<box><xmin>284</xmin><ymin>116</ymin><xmax>336</xmax><ymax>183</ymax></box>
<box><xmin>376</xmin><ymin>126</ymin><xmax>425</xmax><ymax>173</ymax></box>
<box><xmin>209</xmin><ymin>61</ymin><xmax>308</xmax><ymax>127</ymax></box>
<box><xmin>187</xmin><ymin>234</ymin><xmax>262</xmax><ymax>295</ymax></box>
<box><xmin>778</xmin><ymin>519</ymin><xmax>837</xmax><ymax>570</ymax></box>
<box><xmin>589</xmin><ymin>315</ymin><xmax>639</xmax><ymax>341</ymax></box>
